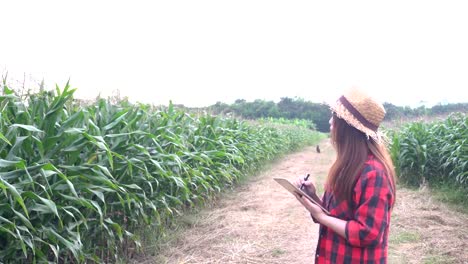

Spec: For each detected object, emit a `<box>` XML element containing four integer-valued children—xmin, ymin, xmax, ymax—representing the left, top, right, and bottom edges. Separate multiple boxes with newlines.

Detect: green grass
<box><xmin>389</xmin><ymin>230</ymin><xmax>421</xmax><ymax>244</ymax></box>
<box><xmin>422</xmin><ymin>255</ymin><xmax>456</xmax><ymax>264</ymax></box>
<box><xmin>388</xmin><ymin>230</ymin><xmax>421</xmax><ymax>264</ymax></box>
<box><xmin>271</xmin><ymin>248</ymin><xmax>287</xmax><ymax>257</ymax></box>
<box><xmin>429</xmin><ymin>183</ymin><xmax>468</xmax><ymax>214</ymax></box>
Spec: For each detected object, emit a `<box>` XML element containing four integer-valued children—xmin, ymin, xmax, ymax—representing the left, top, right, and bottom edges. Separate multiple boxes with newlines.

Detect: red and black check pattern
<box><xmin>315</xmin><ymin>155</ymin><xmax>394</xmax><ymax>263</ymax></box>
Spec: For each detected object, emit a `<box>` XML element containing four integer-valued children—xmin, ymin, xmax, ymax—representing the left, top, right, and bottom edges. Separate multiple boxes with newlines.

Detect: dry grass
<box><xmin>389</xmin><ymin>188</ymin><xmax>468</xmax><ymax>264</ymax></box>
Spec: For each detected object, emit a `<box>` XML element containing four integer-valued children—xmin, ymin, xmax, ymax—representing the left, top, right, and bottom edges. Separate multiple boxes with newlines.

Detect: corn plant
<box><xmin>258</xmin><ymin>117</ymin><xmax>317</xmax><ymax>130</ymax></box>
<box><xmin>0</xmin><ymin>80</ymin><xmax>324</xmax><ymax>263</ymax></box>
<box><xmin>390</xmin><ymin>113</ymin><xmax>467</xmax><ymax>187</ymax></box>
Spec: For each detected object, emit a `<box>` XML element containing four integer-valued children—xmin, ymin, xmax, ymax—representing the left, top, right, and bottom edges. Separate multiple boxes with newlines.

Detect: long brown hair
<box><xmin>327</xmin><ymin>113</ymin><xmax>396</xmax><ymax>203</ymax></box>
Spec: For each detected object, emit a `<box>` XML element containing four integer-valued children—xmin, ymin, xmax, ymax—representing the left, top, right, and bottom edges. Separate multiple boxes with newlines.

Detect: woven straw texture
<box><xmin>345</xmin><ymin>88</ymin><xmax>385</xmax><ymax>126</ymax></box>
<box><xmin>331</xmin><ymin>87</ymin><xmax>386</xmax><ymax>142</ymax></box>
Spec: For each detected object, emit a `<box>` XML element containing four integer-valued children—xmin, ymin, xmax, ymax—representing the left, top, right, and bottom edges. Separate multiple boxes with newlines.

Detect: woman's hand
<box><xmin>294</xmin><ymin>194</ymin><xmax>327</xmax><ymax>222</ymax></box>
<box><xmin>292</xmin><ymin>175</ymin><xmax>317</xmax><ymax>197</ymax></box>
<box><xmin>292</xmin><ymin>175</ymin><xmax>326</xmax><ymax>221</ymax></box>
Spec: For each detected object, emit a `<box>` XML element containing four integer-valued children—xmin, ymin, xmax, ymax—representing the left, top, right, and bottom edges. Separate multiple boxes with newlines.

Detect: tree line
<box><xmin>206</xmin><ymin>98</ymin><xmax>468</xmax><ymax>132</ymax></box>
<box><xmin>383</xmin><ymin>102</ymin><xmax>468</xmax><ymax>120</ymax></box>
<box><xmin>208</xmin><ymin>98</ymin><xmax>331</xmax><ymax>132</ymax></box>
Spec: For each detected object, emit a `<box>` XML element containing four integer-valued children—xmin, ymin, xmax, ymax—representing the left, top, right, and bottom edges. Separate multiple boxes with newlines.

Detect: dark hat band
<box><xmin>338</xmin><ymin>96</ymin><xmax>378</xmax><ymax>132</ymax></box>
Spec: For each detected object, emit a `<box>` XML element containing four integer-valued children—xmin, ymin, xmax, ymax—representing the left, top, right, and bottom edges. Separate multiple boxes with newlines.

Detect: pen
<box><xmin>300</xmin><ymin>173</ymin><xmax>310</xmax><ymax>190</ymax></box>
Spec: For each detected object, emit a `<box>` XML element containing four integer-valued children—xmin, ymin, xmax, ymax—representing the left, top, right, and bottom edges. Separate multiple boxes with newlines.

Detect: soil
<box><xmin>140</xmin><ymin>140</ymin><xmax>468</xmax><ymax>264</ymax></box>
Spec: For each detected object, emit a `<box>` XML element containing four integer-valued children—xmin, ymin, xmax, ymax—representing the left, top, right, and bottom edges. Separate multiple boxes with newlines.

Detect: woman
<box><xmin>294</xmin><ymin>87</ymin><xmax>396</xmax><ymax>263</ymax></box>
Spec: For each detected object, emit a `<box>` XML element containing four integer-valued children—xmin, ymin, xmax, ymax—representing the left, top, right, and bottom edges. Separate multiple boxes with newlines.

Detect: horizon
<box><xmin>2</xmin><ymin>1</ymin><xmax>468</xmax><ymax>108</ymax></box>
<box><xmin>2</xmin><ymin>68</ymin><xmax>466</xmax><ymax>109</ymax></box>
<box><xmin>1</xmin><ymin>72</ymin><xmax>464</xmax><ymax>110</ymax></box>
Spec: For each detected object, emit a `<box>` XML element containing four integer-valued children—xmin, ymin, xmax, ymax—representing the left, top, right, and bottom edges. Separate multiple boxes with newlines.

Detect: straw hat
<box><xmin>330</xmin><ymin>87</ymin><xmax>386</xmax><ymax>142</ymax></box>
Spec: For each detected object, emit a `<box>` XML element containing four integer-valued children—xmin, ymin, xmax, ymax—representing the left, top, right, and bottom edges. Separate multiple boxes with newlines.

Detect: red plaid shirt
<box><xmin>315</xmin><ymin>154</ymin><xmax>395</xmax><ymax>263</ymax></box>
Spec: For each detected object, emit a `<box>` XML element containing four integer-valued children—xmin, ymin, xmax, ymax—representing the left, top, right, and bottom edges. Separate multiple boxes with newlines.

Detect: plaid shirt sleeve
<box><xmin>345</xmin><ymin>160</ymin><xmax>393</xmax><ymax>248</ymax></box>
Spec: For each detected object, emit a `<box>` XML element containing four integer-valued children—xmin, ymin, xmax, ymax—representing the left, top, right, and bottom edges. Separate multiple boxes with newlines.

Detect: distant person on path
<box><xmin>316</xmin><ymin>145</ymin><xmax>321</xmax><ymax>153</ymax></box>
<box><xmin>293</xmin><ymin>87</ymin><xmax>396</xmax><ymax>263</ymax></box>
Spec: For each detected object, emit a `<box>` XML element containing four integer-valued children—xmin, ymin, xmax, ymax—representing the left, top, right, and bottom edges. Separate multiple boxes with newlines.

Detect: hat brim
<box><xmin>330</xmin><ymin>100</ymin><xmax>384</xmax><ymax>143</ymax></box>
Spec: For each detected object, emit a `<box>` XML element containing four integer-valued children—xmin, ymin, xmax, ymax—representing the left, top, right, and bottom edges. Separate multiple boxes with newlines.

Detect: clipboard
<box><xmin>274</xmin><ymin>178</ymin><xmax>330</xmax><ymax>215</ymax></box>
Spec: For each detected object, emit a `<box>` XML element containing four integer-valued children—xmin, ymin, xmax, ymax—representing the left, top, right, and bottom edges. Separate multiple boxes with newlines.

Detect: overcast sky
<box><xmin>2</xmin><ymin>0</ymin><xmax>468</xmax><ymax>107</ymax></box>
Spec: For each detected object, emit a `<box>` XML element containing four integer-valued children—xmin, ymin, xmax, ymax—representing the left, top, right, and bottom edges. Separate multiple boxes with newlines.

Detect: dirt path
<box><xmin>148</xmin><ymin>140</ymin><xmax>468</xmax><ymax>264</ymax></box>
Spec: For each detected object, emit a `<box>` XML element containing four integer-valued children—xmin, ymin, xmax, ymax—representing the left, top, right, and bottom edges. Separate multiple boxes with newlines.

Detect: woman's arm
<box><xmin>295</xmin><ymin>195</ymin><xmax>346</xmax><ymax>238</ymax></box>
<box><xmin>317</xmin><ymin>213</ymin><xmax>347</xmax><ymax>238</ymax></box>
<box><xmin>295</xmin><ymin>165</ymin><xmax>393</xmax><ymax>247</ymax></box>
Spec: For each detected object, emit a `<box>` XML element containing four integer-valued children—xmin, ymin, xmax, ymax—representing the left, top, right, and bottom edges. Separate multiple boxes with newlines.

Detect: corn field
<box><xmin>0</xmin><ymin>81</ymin><xmax>324</xmax><ymax>263</ymax></box>
<box><xmin>257</xmin><ymin>117</ymin><xmax>317</xmax><ymax>130</ymax></box>
<box><xmin>389</xmin><ymin>113</ymin><xmax>468</xmax><ymax>187</ymax></box>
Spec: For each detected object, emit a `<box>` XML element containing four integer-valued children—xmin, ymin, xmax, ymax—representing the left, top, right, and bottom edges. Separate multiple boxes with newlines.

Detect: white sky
<box><xmin>1</xmin><ymin>0</ymin><xmax>468</xmax><ymax>107</ymax></box>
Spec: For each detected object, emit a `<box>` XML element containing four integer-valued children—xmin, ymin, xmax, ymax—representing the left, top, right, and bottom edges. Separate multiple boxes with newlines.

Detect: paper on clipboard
<box><xmin>273</xmin><ymin>178</ymin><xmax>330</xmax><ymax>215</ymax></box>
